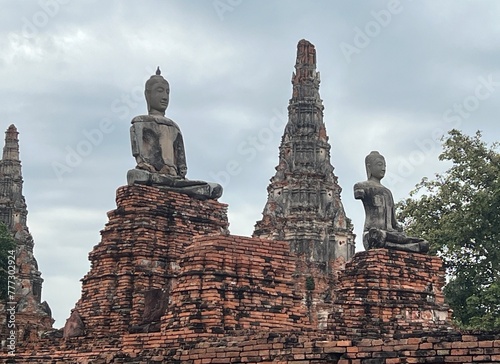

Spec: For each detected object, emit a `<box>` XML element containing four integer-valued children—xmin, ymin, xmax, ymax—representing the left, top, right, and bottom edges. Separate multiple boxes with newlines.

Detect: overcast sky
<box><xmin>1</xmin><ymin>0</ymin><xmax>499</xmax><ymax>328</ymax></box>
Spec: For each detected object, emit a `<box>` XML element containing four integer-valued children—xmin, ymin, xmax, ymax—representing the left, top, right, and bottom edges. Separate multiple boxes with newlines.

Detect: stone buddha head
<box><xmin>365</xmin><ymin>151</ymin><xmax>386</xmax><ymax>180</ymax></box>
<box><xmin>145</xmin><ymin>67</ymin><xmax>170</xmax><ymax>116</ymax></box>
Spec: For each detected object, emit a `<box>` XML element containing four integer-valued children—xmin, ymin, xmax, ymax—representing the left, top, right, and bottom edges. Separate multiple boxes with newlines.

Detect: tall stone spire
<box><xmin>0</xmin><ymin>125</ymin><xmax>25</xmax><ymax>229</ymax></box>
<box><xmin>0</xmin><ymin>125</ymin><xmax>53</xmax><ymax>345</ymax></box>
<box><xmin>3</xmin><ymin>124</ymin><xmax>21</xmax><ymax>162</ymax></box>
<box><xmin>254</xmin><ymin>40</ymin><xmax>355</xmax><ymax>268</ymax></box>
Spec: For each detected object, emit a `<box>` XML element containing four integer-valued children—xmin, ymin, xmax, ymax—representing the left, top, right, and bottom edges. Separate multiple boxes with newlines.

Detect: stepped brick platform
<box><xmin>66</xmin><ymin>184</ymin><xmax>229</xmax><ymax>338</ymax></box>
<box><xmin>162</xmin><ymin>235</ymin><xmax>309</xmax><ymax>336</ymax></box>
<box><xmin>329</xmin><ymin>249</ymin><xmax>453</xmax><ymax>339</ymax></box>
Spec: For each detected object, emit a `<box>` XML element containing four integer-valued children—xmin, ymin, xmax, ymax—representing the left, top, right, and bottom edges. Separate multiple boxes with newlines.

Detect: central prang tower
<box><xmin>254</xmin><ymin>39</ymin><xmax>355</xmax><ymax>271</ymax></box>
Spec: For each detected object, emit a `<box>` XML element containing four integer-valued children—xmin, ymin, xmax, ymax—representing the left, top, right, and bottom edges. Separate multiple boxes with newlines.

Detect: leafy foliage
<box><xmin>398</xmin><ymin>129</ymin><xmax>500</xmax><ymax>330</ymax></box>
<box><xmin>0</xmin><ymin>222</ymin><xmax>16</xmax><ymax>301</ymax></box>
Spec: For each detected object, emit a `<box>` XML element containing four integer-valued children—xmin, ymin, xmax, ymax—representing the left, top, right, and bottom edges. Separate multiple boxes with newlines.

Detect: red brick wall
<box><xmin>162</xmin><ymin>235</ymin><xmax>309</xmax><ymax>336</ymax></box>
<box><xmin>329</xmin><ymin>249</ymin><xmax>453</xmax><ymax>340</ymax></box>
<box><xmin>69</xmin><ymin>185</ymin><xmax>229</xmax><ymax>337</ymax></box>
<box><xmin>8</xmin><ymin>332</ymin><xmax>500</xmax><ymax>363</ymax></box>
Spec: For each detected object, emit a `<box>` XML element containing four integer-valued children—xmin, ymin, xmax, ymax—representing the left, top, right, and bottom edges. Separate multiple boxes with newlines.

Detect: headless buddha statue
<box><xmin>354</xmin><ymin>151</ymin><xmax>429</xmax><ymax>253</ymax></box>
<box><xmin>127</xmin><ymin>67</ymin><xmax>222</xmax><ymax>200</ymax></box>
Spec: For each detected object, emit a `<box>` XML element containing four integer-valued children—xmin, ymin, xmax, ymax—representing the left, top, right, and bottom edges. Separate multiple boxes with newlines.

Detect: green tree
<box><xmin>398</xmin><ymin>129</ymin><xmax>500</xmax><ymax>330</ymax></box>
<box><xmin>0</xmin><ymin>222</ymin><xmax>16</xmax><ymax>301</ymax></box>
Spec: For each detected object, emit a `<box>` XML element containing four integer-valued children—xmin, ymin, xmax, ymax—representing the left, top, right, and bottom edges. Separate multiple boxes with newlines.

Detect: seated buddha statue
<box><xmin>127</xmin><ymin>67</ymin><xmax>222</xmax><ymax>200</ymax></box>
<box><xmin>354</xmin><ymin>151</ymin><xmax>429</xmax><ymax>253</ymax></box>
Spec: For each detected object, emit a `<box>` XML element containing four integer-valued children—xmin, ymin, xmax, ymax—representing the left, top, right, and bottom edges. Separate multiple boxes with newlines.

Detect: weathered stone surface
<box><xmin>355</xmin><ymin>151</ymin><xmax>429</xmax><ymax>253</ymax></box>
<box><xmin>141</xmin><ymin>289</ymin><xmax>169</xmax><ymax>325</ymax></box>
<box><xmin>62</xmin><ymin>310</ymin><xmax>85</xmax><ymax>338</ymax></box>
<box><xmin>127</xmin><ymin>67</ymin><xmax>222</xmax><ymax>200</ymax></box>
<box><xmin>0</xmin><ymin>125</ymin><xmax>53</xmax><ymax>349</ymax></box>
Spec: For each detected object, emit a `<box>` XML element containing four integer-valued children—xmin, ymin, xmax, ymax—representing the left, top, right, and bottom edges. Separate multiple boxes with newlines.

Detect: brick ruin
<box><xmin>1</xmin><ymin>40</ymin><xmax>500</xmax><ymax>363</ymax></box>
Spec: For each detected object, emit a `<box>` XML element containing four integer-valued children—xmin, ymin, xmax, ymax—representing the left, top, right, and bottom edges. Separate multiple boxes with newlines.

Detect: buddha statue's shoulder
<box><xmin>131</xmin><ymin>114</ymin><xmax>152</xmax><ymax>124</ymax></box>
<box><xmin>355</xmin><ymin>180</ymin><xmax>390</xmax><ymax>193</ymax></box>
<box><xmin>354</xmin><ymin>180</ymin><xmax>372</xmax><ymax>190</ymax></box>
<box><xmin>131</xmin><ymin>115</ymin><xmax>181</xmax><ymax>129</ymax></box>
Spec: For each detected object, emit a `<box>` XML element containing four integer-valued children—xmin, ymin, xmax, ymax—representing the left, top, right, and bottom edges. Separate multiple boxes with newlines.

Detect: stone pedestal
<box><xmin>328</xmin><ymin>249</ymin><xmax>453</xmax><ymax>339</ymax></box>
<box><xmin>68</xmin><ymin>185</ymin><xmax>229</xmax><ymax>338</ymax></box>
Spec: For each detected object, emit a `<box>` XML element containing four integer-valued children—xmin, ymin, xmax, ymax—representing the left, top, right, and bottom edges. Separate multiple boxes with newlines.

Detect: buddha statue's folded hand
<box><xmin>137</xmin><ymin>162</ymin><xmax>156</xmax><ymax>173</ymax></box>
